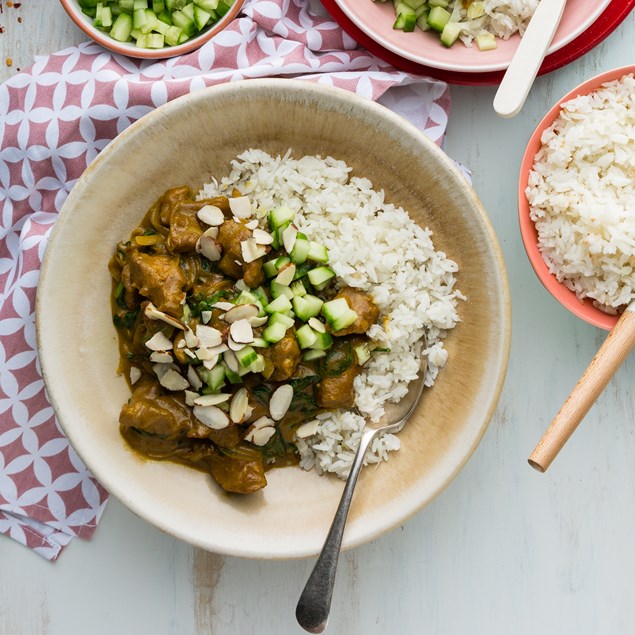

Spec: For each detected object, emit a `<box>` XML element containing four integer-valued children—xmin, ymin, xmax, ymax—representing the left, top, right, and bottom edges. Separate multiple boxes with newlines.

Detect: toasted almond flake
<box><xmin>184</xmin><ymin>390</ymin><xmax>198</xmax><ymax>407</ymax></box>
<box><xmin>202</xmin><ymin>355</ymin><xmax>219</xmax><ymax>370</ymax></box>
<box><xmin>275</xmin><ymin>262</ymin><xmax>296</xmax><ymax>286</ymax></box>
<box><xmin>229</xmin><ymin>388</ymin><xmax>250</xmax><ymax>423</ymax></box>
<box><xmin>187</xmin><ymin>365</ymin><xmax>203</xmax><ymax>390</ymax></box>
<box><xmin>150</xmin><ymin>351</ymin><xmax>173</xmax><ymax>363</ymax></box>
<box><xmin>201</xmin><ymin>310</ymin><xmax>212</xmax><ymax>324</ymax></box>
<box><xmin>245</xmin><ymin>219</ymin><xmax>259</xmax><ymax>230</ymax></box>
<box><xmin>205</xmin><ymin>343</ymin><xmax>229</xmax><ymax>356</ymax></box>
<box><xmin>282</xmin><ymin>224</ymin><xmax>298</xmax><ymax>254</ymax></box>
<box><xmin>235</xmin><ymin>279</ymin><xmax>249</xmax><ymax>292</ymax></box>
<box><xmin>197</xmin><ymin>205</ymin><xmax>225</xmax><ymax>226</ymax></box>
<box><xmin>159</xmin><ymin>368</ymin><xmax>189</xmax><ymax>391</ymax></box>
<box><xmin>196</xmin><ymin>347</ymin><xmax>219</xmax><ymax>361</ymax></box>
<box><xmin>144</xmin><ymin>303</ymin><xmax>185</xmax><ymax>330</ymax></box>
<box><xmin>196</xmin><ymin>235</ymin><xmax>222</xmax><ymax>262</ymax></box>
<box><xmin>184</xmin><ymin>349</ymin><xmax>197</xmax><ymax>359</ymax></box>
<box><xmin>152</xmin><ymin>362</ymin><xmax>177</xmax><ymax>380</ymax></box>
<box><xmin>196</xmin><ymin>324</ymin><xmax>223</xmax><ymax>348</ymax></box>
<box><xmin>230</xmin><ymin>319</ymin><xmax>254</xmax><ymax>344</ymax></box>
<box><xmin>223</xmin><ymin>350</ymin><xmax>239</xmax><ymax>373</ymax></box>
<box><xmin>129</xmin><ymin>367</ymin><xmax>142</xmax><ymax>385</ymax></box>
<box><xmin>224</xmin><ymin>304</ymin><xmax>259</xmax><ymax>323</ymax></box>
<box><xmin>253</xmin><ymin>228</ymin><xmax>274</xmax><ymax>245</ymax></box>
<box><xmin>229</xmin><ymin>196</ymin><xmax>252</xmax><ymax>218</ymax></box>
<box><xmin>241</xmin><ymin>238</ymin><xmax>268</xmax><ymax>263</ymax></box>
<box><xmin>184</xmin><ymin>328</ymin><xmax>199</xmax><ymax>348</ymax></box>
<box><xmin>227</xmin><ymin>336</ymin><xmax>246</xmax><ymax>352</ymax></box>
<box><xmin>193</xmin><ymin>393</ymin><xmax>231</xmax><ymax>406</ymax></box>
<box><xmin>248</xmin><ymin>315</ymin><xmax>269</xmax><ymax>327</ymax></box>
<box><xmin>202</xmin><ymin>226</ymin><xmax>219</xmax><ymax>239</ymax></box>
<box><xmin>177</xmin><ymin>340</ymin><xmax>187</xmax><ymax>349</ymax></box>
<box><xmin>247</xmin><ymin>426</ymin><xmax>276</xmax><ymax>446</ymax></box>
<box><xmin>308</xmin><ymin>317</ymin><xmax>326</xmax><ymax>333</ymax></box>
<box><xmin>145</xmin><ymin>331</ymin><xmax>173</xmax><ymax>351</ymax></box>
<box><xmin>250</xmin><ymin>416</ymin><xmax>275</xmax><ymax>431</ymax></box>
<box><xmin>269</xmin><ymin>384</ymin><xmax>293</xmax><ymax>421</ymax></box>
<box><xmin>212</xmin><ymin>301</ymin><xmax>235</xmax><ymax>311</ymax></box>
<box><xmin>295</xmin><ymin>420</ymin><xmax>320</xmax><ymax>439</ymax></box>
<box><xmin>193</xmin><ymin>405</ymin><xmax>231</xmax><ymax>430</ymax></box>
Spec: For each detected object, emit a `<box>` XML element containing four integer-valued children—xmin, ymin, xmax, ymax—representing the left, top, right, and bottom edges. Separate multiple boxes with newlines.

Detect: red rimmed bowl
<box><xmin>58</xmin><ymin>0</ymin><xmax>244</xmax><ymax>59</ymax></box>
<box><xmin>518</xmin><ymin>65</ymin><xmax>635</xmax><ymax>331</ymax></box>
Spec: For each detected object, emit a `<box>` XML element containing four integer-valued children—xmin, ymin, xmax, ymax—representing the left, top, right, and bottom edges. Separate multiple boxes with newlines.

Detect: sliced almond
<box><xmin>246</xmin><ymin>426</ymin><xmax>276</xmax><ymax>446</ymax></box>
<box><xmin>250</xmin><ymin>416</ymin><xmax>275</xmax><ymax>431</ymax></box>
<box><xmin>234</xmin><ymin>279</ymin><xmax>249</xmax><ymax>292</ymax></box>
<box><xmin>159</xmin><ymin>368</ymin><xmax>189</xmax><ymax>391</ymax></box>
<box><xmin>144</xmin><ymin>303</ymin><xmax>185</xmax><ymax>330</ymax></box>
<box><xmin>275</xmin><ymin>262</ymin><xmax>296</xmax><ymax>286</ymax></box>
<box><xmin>228</xmin><ymin>196</ymin><xmax>252</xmax><ymax>218</ymax></box>
<box><xmin>295</xmin><ymin>420</ymin><xmax>320</xmax><ymax>439</ymax></box>
<box><xmin>184</xmin><ymin>390</ymin><xmax>199</xmax><ymax>407</ymax></box>
<box><xmin>269</xmin><ymin>384</ymin><xmax>293</xmax><ymax>421</ymax></box>
<box><xmin>184</xmin><ymin>349</ymin><xmax>197</xmax><ymax>359</ymax></box>
<box><xmin>193</xmin><ymin>393</ymin><xmax>231</xmax><ymax>406</ymax></box>
<box><xmin>202</xmin><ymin>226</ymin><xmax>219</xmax><ymax>239</ymax></box>
<box><xmin>227</xmin><ymin>336</ymin><xmax>246</xmax><ymax>352</ymax></box>
<box><xmin>202</xmin><ymin>355</ymin><xmax>219</xmax><ymax>370</ymax></box>
<box><xmin>152</xmin><ymin>362</ymin><xmax>177</xmax><ymax>380</ymax></box>
<box><xmin>241</xmin><ymin>238</ymin><xmax>268</xmax><ymax>263</ymax></box>
<box><xmin>224</xmin><ymin>304</ymin><xmax>259</xmax><ymax>323</ymax></box>
<box><xmin>196</xmin><ymin>235</ymin><xmax>222</xmax><ymax>262</ymax></box>
<box><xmin>223</xmin><ymin>350</ymin><xmax>239</xmax><ymax>373</ymax></box>
<box><xmin>193</xmin><ymin>405</ymin><xmax>231</xmax><ymax>430</ymax></box>
<box><xmin>212</xmin><ymin>301</ymin><xmax>235</xmax><ymax>311</ymax></box>
<box><xmin>197</xmin><ymin>204</ymin><xmax>225</xmax><ymax>226</ymax></box>
<box><xmin>230</xmin><ymin>319</ymin><xmax>254</xmax><ymax>344</ymax></box>
<box><xmin>196</xmin><ymin>324</ymin><xmax>223</xmax><ymax>348</ymax></box>
<box><xmin>308</xmin><ymin>317</ymin><xmax>326</xmax><ymax>333</ymax></box>
<box><xmin>187</xmin><ymin>365</ymin><xmax>203</xmax><ymax>390</ymax></box>
<box><xmin>177</xmin><ymin>340</ymin><xmax>187</xmax><ymax>349</ymax></box>
<box><xmin>229</xmin><ymin>388</ymin><xmax>250</xmax><ymax>423</ymax></box>
<box><xmin>150</xmin><ymin>351</ymin><xmax>173</xmax><ymax>364</ymax></box>
<box><xmin>248</xmin><ymin>315</ymin><xmax>269</xmax><ymax>327</ymax></box>
<box><xmin>253</xmin><ymin>228</ymin><xmax>274</xmax><ymax>245</ymax></box>
<box><xmin>282</xmin><ymin>224</ymin><xmax>298</xmax><ymax>254</ymax></box>
<box><xmin>201</xmin><ymin>310</ymin><xmax>213</xmax><ymax>324</ymax></box>
<box><xmin>245</xmin><ymin>219</ymin><xmax>259</xmax><ymax>230</ymax></box>
<box><xmin>205</xmin><ymin>343</ymin><xmax>229</xmax><ymax>356</ymax></box>
<box><xmin>184</xmin><ymin>328</ymin><xmax>199</xmax><ymax>348</ymax></box>
<box><xmin>129</xmin><ymin>367</ymin><xmax>142</xmax><ymax>385</ymax></box>
<box><xmin>145</xmin><ymin>331</ymin><xmax>173</xmax><ymax>351</ymax></box>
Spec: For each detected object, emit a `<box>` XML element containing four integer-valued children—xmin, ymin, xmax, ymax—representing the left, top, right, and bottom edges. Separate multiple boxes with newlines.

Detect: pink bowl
<box><xmin>518</xmin><ymin>65</ymin><xmax>635</xmax><ymax>332</ymax></box>
<box><xmin>59</xmin><ymin>0</ymin><xmax>244</xmax><ymax>59</ymax></box>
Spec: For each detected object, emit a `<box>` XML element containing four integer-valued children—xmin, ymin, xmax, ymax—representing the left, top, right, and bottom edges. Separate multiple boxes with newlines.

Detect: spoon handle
<box><xmin>493</xmin><ymin>0</ymin><xmax>567</xmax><ymax>118</ymax></box>
<box><xmin>529</xmin><ymin>306</ymin><xmax>635</xmax><ymax>472</ymax></box>
<box><xmin>296</xmin><ymin>427</ymin><xmax>377</xmax><ymax>634</ymax></box>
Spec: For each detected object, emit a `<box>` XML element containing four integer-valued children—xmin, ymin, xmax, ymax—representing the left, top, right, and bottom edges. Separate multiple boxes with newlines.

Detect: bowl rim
<box><xmin>38</xmin><ymin>79</ymin><xmax>512</xmax><ymax>558</ymax></box>
<box><xmin>331</xmin><ymin>0</ymin><xmax>611</xmax><ymax>74</ymax></box>
<box><xmin>58</xmin><ymin>0</ymin><xmax>244</xmax><ymax>59</ymax></box>
<box><xmin>518</xmin><ymin>64</ymin><xmax>635</xmax><ymax>332</ymax></box>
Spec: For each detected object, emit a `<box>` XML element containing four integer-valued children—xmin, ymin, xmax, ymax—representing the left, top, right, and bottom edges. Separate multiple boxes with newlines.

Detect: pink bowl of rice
<box><xmin>519</xmin><ymin>65</ymin><xmax>635</xmax><ymax>331</ymax></box>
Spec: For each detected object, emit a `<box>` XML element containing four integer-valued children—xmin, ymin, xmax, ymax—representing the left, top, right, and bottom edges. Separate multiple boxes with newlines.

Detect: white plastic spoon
<box><xmin>493</xmin><ymin>0</ymin><xmax>567</xmax><ymax>118</ymax></box>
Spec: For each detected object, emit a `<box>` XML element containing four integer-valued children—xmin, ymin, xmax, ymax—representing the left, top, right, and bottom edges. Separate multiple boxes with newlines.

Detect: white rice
<box><xmin>526</xmin><ymin>74</ymin><xmax>635</xmax><ymax>314</ymax></box>
<box><xmin>449</xmin><ymin>0</ymin><xmax>539</xmax><ymax>47</ymax></box>
<box><xmin>198</xmin><ymin>150</ymin><xmax>463</xmax><ymax>478</ymax></box>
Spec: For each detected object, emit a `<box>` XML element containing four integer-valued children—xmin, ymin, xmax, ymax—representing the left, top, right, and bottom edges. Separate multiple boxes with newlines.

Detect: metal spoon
<box><xmin>296</xmin><ymin>334</ymin><xmax>428</xmax><ymax>633</ymax></box>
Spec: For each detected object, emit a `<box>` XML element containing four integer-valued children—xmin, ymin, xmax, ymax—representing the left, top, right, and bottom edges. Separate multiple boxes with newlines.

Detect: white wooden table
<box><xmin>2</xmin><ymin>4</ymin><xmax>635</xmax><ymax>634</ymax></box>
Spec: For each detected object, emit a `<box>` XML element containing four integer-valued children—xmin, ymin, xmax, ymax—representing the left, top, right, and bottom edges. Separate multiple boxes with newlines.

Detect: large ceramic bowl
<box><xmin>59</xmin><ymin>0</ymin><xmax>243</xmax><ymax>59</ymax></box>
<box><xmin>37</xmin><ymin>80</ymin><xmax>511</xmax><ymax>558</ymax></box>
<box><xmin>334</xmin><ymin>0</ymin><xmax>611</xmax><ymax>73</ymax></box>
<box><xmin>519</xmin><ymin>65</ymin><xmax>635</xmax><ymax>332</ymax></box>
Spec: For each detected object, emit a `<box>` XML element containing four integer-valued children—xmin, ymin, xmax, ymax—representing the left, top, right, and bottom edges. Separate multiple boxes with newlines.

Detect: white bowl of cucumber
<box><xmin>59</xmin><ymin>0</ymin><xmax>244</xmax><ymax>59</ymax></box>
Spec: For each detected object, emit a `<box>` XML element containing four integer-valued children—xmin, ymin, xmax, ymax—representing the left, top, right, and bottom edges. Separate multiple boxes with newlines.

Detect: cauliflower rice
<box><xmin>199</xmin><ymin>150</ymin><xmax>464</xmax><ymax>478</ymax></box>
<box><xmin>526</xmin><ymin>74</ymin><xmax>635</xmax><ymax>314</ymax></box>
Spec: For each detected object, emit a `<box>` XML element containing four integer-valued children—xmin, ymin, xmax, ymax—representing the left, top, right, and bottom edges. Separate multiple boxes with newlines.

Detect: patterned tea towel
<box><xmin>0</xmin><ymin>0</ymin><xmax>452</xmax><ymax>561</ymax></box>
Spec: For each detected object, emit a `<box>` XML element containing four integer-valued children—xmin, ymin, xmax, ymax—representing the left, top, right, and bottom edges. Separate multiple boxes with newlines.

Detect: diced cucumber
<box><xmin>263</xmin><ymin>321</ymin><xmax>288</xmax><ymax>344</ymax></box>
<box><xmin>309</xmin><ymin>330</ymin><xmax>333</xmax><ymax>351</ymax></box>
<box><xmin>100</xmin><ymin>6</ymin><xmax>113</xmax><ymax>27</ymax></box>
<box><xmin>172</xmin><ymin>9</ymin><xmax>196</xmax><ymax>35</ymax></box>
<box><xmin>246</xmin><ymin>354</ymin><xmax>265</xmax><ymax>374</ymax></box>
<box><xmin>290</xmin><ymin>280</ymin><xmax>307</xmax><ymax>297</ymax></box>
<box><xmin>119</xmin><ymin>0</ymin><xmax>135</xmax><ymax>12</ymax></box>
<box><xmin>427</xmin><ymin>6</ymin><xmax>450</xmax><ymax>32</ymax></box>
<box><xmin>428</xmin><ymin>0</ymin><xmax>448</xmax><ymax>6</ymax></box>
<box><xmin>263</xmin><ymin>259</ymin><xmax>279</xmax><ymax>279</ymax></box>
<box><xmin>141</xmin><ymin>9</ymin><xmax>160</xmax><ymax>33</ymax></box>
<box><xmin>295</xmin><ymin>324</ymin><xmax>317</xmax><ymax>350</ymax></box>
<box><xmin>307</xmin><ymin>241</ymin><xmax>329</xmax><ymax>264</ymax></box>
<box><xmin>252</xmin><ymin>286</ymin><xmax>269</xmax><ymax>308</ymax></box>
<box><xmin>268</xmin><ymin>312</ymin><xmax>294</xmax><ymax>330</ymax></box>
<box><xmin>181</xmin><ymin>2</ymin><xmax>195</xmax><ymax>20</ymax></box>
<box><xmin>265</xmin><ymin>294</ymin><xmax>292</xmax><ymax>315</ymax></box>
<box><xmin>110</xmin><ymin>13</ymin><xmax>133</xmax><ymax>41</ymax></box>
<box><xmin>292</xmin><ymin>294</ymin><xmax>323</xmax><ymax>321</ymax></box>
<box><xmin>235</xmin><ymin>345</ymin><xmax>258</xmax><ymax>368</ymax></box>
<box><xmin>322</xmin><ymin>298</ymin><xmax>358</xmax><ymax>332</ymax></box>
<box><xmin>165</xmin><ymin>24</ymin><xmax>182</xmax><ymax>45</ymax></box>
<box><xmin>157</xmin><ymin>9</ymin><xmax>172</xmax><ymax>24</ymax></box>
<box><xmin>153</xmin><ymin>17</ymin><xmax>170</xmax><ymax>33</ymax></box>
<box><xmin>292</xmin><ymin>262</ymin><xmax>312</xmax><ymax>281</ymax></box>
<box><xmin>252</xmin><ymin>337</ymin><xmax>269</xmax><ymax>349</ymax></box>
<box><xmin>440</xmin><ymin>21</ymin><xmax>461</xmax><ymax>47</ymax></box>
<box><xmin>194</xmin><ymin>0</ymin><xmax>220</xmax><ymax>10</ymax></box>
<box><xmin>224</xmin><ymin>367</ymin><xmax>243</xmax><ymax>384</ymax></box>
<box><xmin>302</xmin><ymin>350</ymin><xmax>326</xmax><ymax>361</ymax></box>
<box><xmin>133</xmin><ymin>8</ymin><xmax>148</xmax><ymax>29</ymax></box>
<box><xmin>193</xmin><ymin>5</ymin><xmax>212</xmax><ymax>29</ymax></box>
<box><xmin>216</xmin><ymin>0</ymin><xmax>230</xmax><ymax>17</ymax></box>
<box><xmin>235</xmin><ymin>290</ymin><xmax>259</xmax><ymax>305</ymax></box>
<box><xmin>199</xmin><ymin>364</ymin><xmax>225</xmax><ymax>391</ymax></box>
<box><xmin>145</xmin><ymin>33</ymin><xmax>165</xmax><ymax>47</ymax></box>
<box><xmin>134</xmin><ymin>0</ymin><xmax>149</xmax><ymax>8</ymax></box>
<box><xmin>177</xmin><ymin>32</ymin><xmax>189</xmax><ymax>43</ymax></box>
<box><xmin>307</xmin><ymin>266</ymin><xmax>335</xmax><ymax>287</ymax></box>
<box><xmin>331</xmin><ymin>309</ymin><xmax>358</xmax><ymax>332</ymax></box>
<box><xmin>268</xmin><ymin>206</ymin><xmax>295</xmax><ymax>230</ymax></box>
<box><xmin>355</xmin><ymin>342</ymin><xmax>371</xmax><ymax>365</ymax></box>
<box><xmin>416</xmin><ymin>14</ymin><xmax>430</xmax><ymax>31</ymax></box>
<box><xmin>130</xmin><ymin>28</ymin><xmax>142</xmax><ymax>39</ymax></box>
<box><xmin>402</xmin><ymin>0</ymin><xmax>426</xmax><ymax>7</ymax></box>
<box><xmin>153</xmin><ymin>0</ymin><xmax>166</xmax><ymax>12</ymax></box>
<box><xmin>275</xmin><ymin>255</ymin><xmax>291</xmax><ymax>270</ymax></box>
<box><xmin>270</xmin><ymin>280</ymin><xmax>294</xmax><ymax>300</ymax></box>
<box><xmin>467</xmin><ymin>1</ymin><xmax>485</xmax><ymax>19</ymax></box>
<box><xmin>476</xmin><ymin>32</ymin><xmax>497</xmax><ymax>51</ymax></box>
<box><xmin>394</xmin><ymin>3</ymin><xmax>416</xmax><ymax>32</ymax></box>
<box><xmin>290</xmin><ymin>233</ymin><xmax>310</xmax><ymax>264</ymax></box>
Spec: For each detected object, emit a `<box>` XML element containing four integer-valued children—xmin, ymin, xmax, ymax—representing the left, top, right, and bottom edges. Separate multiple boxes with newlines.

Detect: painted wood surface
<box><xmin>2</xmin><ymin>4</ymin><xmax>635</xmax><ymax>634</ymax></box>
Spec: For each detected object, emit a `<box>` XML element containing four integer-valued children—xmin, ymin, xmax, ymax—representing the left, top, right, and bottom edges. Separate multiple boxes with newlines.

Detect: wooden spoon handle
<box><xmin>529</xmin><ymin>307</ymin><xmax>635</xmax><ymax>472</ymax></box>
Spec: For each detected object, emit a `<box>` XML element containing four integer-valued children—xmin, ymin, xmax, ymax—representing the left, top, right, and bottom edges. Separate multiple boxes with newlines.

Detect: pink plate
<box><xmin>334</xmin><ymin>0</ymin><xmax>611</xmax><ymax>73</ymax></box>
<box><xmin>518</xmin><ymin>65</ymin><xmax>635</xmax><ymax>331</ymax></box>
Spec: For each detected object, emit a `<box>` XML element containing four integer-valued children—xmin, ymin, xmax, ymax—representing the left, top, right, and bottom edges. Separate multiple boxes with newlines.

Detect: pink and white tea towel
<box><xmin>0</xmin><ymin>0</ymin><xmax>452</xmax><ymax>561</ymax></box>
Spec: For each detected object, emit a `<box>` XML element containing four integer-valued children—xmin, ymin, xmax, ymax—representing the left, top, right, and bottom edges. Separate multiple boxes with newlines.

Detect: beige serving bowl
<box><xmin>37</xmin><ymin>80</ymin><xmax>511</xmax><ymax>558</ymax></box>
